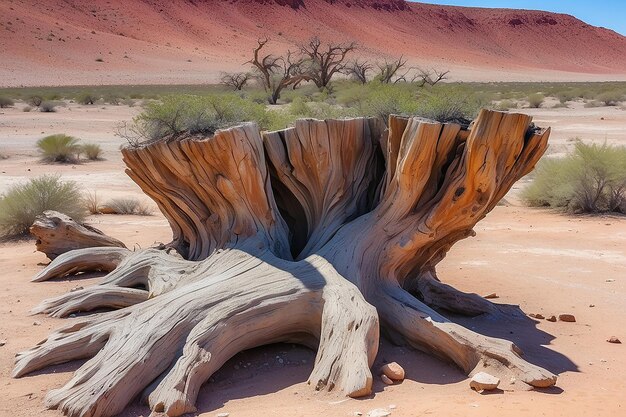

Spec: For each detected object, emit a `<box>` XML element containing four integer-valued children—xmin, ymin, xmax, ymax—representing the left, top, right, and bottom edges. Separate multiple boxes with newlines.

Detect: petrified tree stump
<box><xmin>14</xmin><ymin>110</ymin><xmax>555</xmax><ymax>417</ymax></box>
<box><xmin>30</xmin><ymin>210</ymin><xmax>126</xmax><ymax>260</ymax></box>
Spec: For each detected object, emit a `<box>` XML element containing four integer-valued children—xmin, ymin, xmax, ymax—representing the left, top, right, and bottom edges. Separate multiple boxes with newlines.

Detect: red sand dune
<box><xmin>1</xmin><ymin>0</ymin><xmax>625</xmax><ymax>86</ymax></box>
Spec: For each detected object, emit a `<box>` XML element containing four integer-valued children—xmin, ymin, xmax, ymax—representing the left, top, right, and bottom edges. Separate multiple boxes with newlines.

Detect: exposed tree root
<box><xmin>16</xmin><ymin>246</ymin><xmax>378</xmax><ymax>417</ymax></box>
<box><xmin>374</xmin><ymin>284</ymin><xmax>557</xmax><ymax>387</ymax></box>
<box><xmin>31</xmin><ymin>211</ymin><xmax>127</xmax><ymax>260</ymax></box>
<box><xmin>412</xmin><ymin>270</ymin><xmax>499</xmax><ymax>316</ymax></box>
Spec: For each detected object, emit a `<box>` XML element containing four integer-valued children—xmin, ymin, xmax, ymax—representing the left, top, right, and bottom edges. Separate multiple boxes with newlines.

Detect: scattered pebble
<box><xmin>589</xmin><ymin>304</ymin><xmax>595</xmax><ymax>308</ymax></box>
<box><xmin>367</xmin><ymin>409</ymin><xmax>391</xmax><ymax>417</ymax></box>
<box><xmin>0</xmin><ymin>339</ymin><xmax>7</xmax><ymax>347</ymax></box>
<box><xmin>606</xmin><ymin>279</ymin><xmax>615</xmax><ymax>283</ymax></box>
<box><xmin>381</xmin><ymin>374</ymin><xmax>394</xmax><ymax>385</ymax></box>
<box><xmin>33</xmin><ymin>321</ymin><xmax>41</xmax><ymax>326</ymax></box>
<box><xmin>546</xmin><ymin>316</ymin><xmax>557</xmax><ymax>322</ymax></box>
<box><xmin>470</xmin><ymin>372</ymin><xmax>500</xmax><ymax>391</ymax></box>
<box><xmin>70</xmin><ymin>286</ymin><xmax>83</xmax><ymax>292</ymax></box>
<box><xmin>381</xmin><ymin>362</ymin><xmax>405</xmax><ymax>381</ymax></box>
<box><xmin>354</xmin><ymin>412</ymin><xmax>363</xmax><ymax>416</ymax></box>
<box><xmin>559</xmin><ymin>314</ymin><xmax>576</xmax><ymax>322</ymax></box>
<box><xmin>216</xmin><ymin>413</ymin><xmax>229</xmax><ymax>417</ymax></box>
<box><xmin>607</xmin><ymin>336</ymin><xmax>621</xmax><ymax>344</ymax></box>
<box><xmin>483</xmin><ymin>293</ymin><xmax>499</xmax><ymax>299</ymax></box>
<box><xmin>529</xmin><ymin>313</ymin><xmax>545</xmax><ymax>319</ymax></box>
<box><xmin>278</xmin><ymin>358</ymin><xmax>284</xmax><ymax>364</ymax></box>
<box><xmin>388</xmin><ymin>404</ymin><xmax>397</xmax><ymax>410</ymax></box>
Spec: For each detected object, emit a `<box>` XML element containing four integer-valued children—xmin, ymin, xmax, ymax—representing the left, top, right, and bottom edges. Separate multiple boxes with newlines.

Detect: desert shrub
<box><xmin>37</xmin><ymin>134</ymin><xmax>82</xmax><ymax>162</ymax></box>
<box><xmin>82</xmin><ymin>143</ymin><xmax>103</xmax><ymax>160</ymax></box>
<box><xmin>102</xmin><ymin>198</ymin><xmax>153</xmax><ymax>215</ymax></box>
<box><xmin>527</xmin><ymin>93</ymin><xmax>544</xmax><ymax>108</ymax></box>
<box><xmin>83</xmin><ymin>192</ymin><xmax>101</xmax><ymax>214</ymax></box>
<box><xmin>583</xmin><ymin>100</ymin><xmax>602</xmax><ymax>108</ymax></box>
<box><xmin>40</xmin><ymin>101</ymin><xmax>57</xmax><ymax>112</ymax></box>
<box><xmin>415</xmin><ymin>86</ymin><xmax>485</xmax><ymax>123</ymax></box>
<box><xmin>27</xmin><ymin>95</ymin><xmax>43</xmax><ymax>107</ymax></box>
<box><xmin>523</xmin><ymin>141</ymin><xmax>626</xmax><ymax>213</ymax></box>
<box><xmin>336</xmin><ymin>82</ymin><xmax>419</xmax><ymax>122</ymax></box>
<box><xmin>125</xmin><ymin>94</ymin><xmax>271</xmax><ymax>143</ymax></box>
<box><xmin>22</xmin><ymin>105</ymin><xmax>32</xmax><ymax>112</ymax></box>
<box><xmin>122</xmin><ymin>98</ymin><xmax>135</xmax><ymax>107</ymax></box>
<box><xmin>0</xmin><ymin>175</ymin><xmax>85</xmax><ymax>238</ymax></box>
<box><xmin>103</xmin><ymin>94</ymin><xmax>123</xmax><ymax>105</ymax></box>
<box><xmin>555</xmin><ymin>90</ymin><xmax>578</xmax><ymax>104</ymax></box>
<box><xmin>77</xmin><ymin>92</ymin><xmax>98</xmax><ymax>105</ymax></box>
<box><xmin>0</xmin><ymin>96</ymin><xmax>14</xmax><ymax>108</ymax></box>
<box><xmin>494</xmin><ymin>99</ymin><xmax>517</xmax><ymax>111</ymax></box>
<box><xmin>595</xmin><ymin>91</ymin><xmax>624</xmax><ymax>106</ymax></box>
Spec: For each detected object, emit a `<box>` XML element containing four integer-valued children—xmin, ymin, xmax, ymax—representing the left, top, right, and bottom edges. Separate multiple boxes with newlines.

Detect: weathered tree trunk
<box><xmin>30</xmin><ymin>211</ymin><xmax>126</xmax><ymax>260</ymax></box>
<box><xmin>14</xmin><ymin>110</ymin><xmax>555</xmax><ymax>417</ymax></box>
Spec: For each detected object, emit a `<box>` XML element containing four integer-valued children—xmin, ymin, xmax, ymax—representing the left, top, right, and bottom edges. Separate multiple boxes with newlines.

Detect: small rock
<box><xmin>367</xmin><ymin>409</ymin><xmax>391</xmax><ymax>417</ymax></box>
<box><xmin>216</xmin><ymin>413</ymin><xmax>229</xmax><ymax>417</ymax></box>
<box><xmin>509</xmin><ymin>377</ymin><xmax>516</xmax><ymax>385</ymax></box>
<box><xmin>589</xmin><ymin>304</ymin><xmax>595</xmax><ymax>308</ymax></box>
<box><xmin>388</xmin><ymin>404</ymin><xmax>397</xmax><ymax>410</ymax></box>
<box><xmin>606</xmin><ymin>279</ymin><xmax>615</xmax><ymax>283</ymax></box>
<box><xmin>278</xmin><ymin>358</ymin><xmax>284</xmax><ymax>364</ymax></box>
<box><xmin>354</xmin><ymin>413</ymin><xmax>363</xmax><ymax>417</ymax></box>
<box><xmin>483</xmin><ymin>293</ymin><xmax>499</xmax><ymax>299</ymax></box>
<box><xmin>381</xmin><ymin>374</ymin><xmax>394</xmax><ymax>385</ymax></box>
<box><xmin>70</xmin><ymin>286</ymin><xmax>83</xmax><ymax>292</ymax></box>
<box><xmin>529</xmin><ymin>313</ymin><xmax>545</xmax><ymax>319</ymax></box>
<box><xmin>381</xmin><ymin>362</ymin><xmax>405</xmax><ymax>381</ymax></box>
<box><xmin>559</xmin><ymin>314</ymin><xmax>576</xmax><ymax>322</ymax></box>
<box><xmin>469</xmin><ymin>372</ymin><xmax>500</xmax><ymax>391</ymax></box>
<box><xmin>607</xmin><ymin>336</ymin><xmax>621</xmax><ymax>344</ymax></box>
<box><xmin>546</xmin><ymin>316</ymin><xmax>557</xmax><ymax>322</ymax></box>
<box><xmin>0</xmin><ymin>339</ymin><xmax>7</xmax><ymax>347</ymax></box>
<box><xmin>33</xmin><ymin>321</ymin><xmax>41</xmax><ymax>326</ymax></box>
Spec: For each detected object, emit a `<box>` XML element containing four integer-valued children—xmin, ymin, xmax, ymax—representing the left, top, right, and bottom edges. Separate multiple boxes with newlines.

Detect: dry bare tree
<box><xmin>246</xmin><ymin>38</ymin><xmax>310</xmax><ymax>104</ymax></box>
<box><xmin>15</xmin><ymin>110</ymin><xmax>557</xmax><ymax>417</ymax></box>
<box><xmin>299</xmin><ymin>37</ymin><xmax>357</xmax><ymax>88</ymax></box>
<box><xmin>413</xmin><ymin>68</ymin><xmax>450</xmax><ymax>87</ymax></box>
<box><xmin>219</xmin><ymin>72</ymin><xmax>251</xmax><ymax>90</ymax></box>
<box><xmin>375</xmin><ymin>56</ymin><xmax>409</xmax><ymax>84</ymax></box>
<box><xmin>346</xmin><ymin>59</ymin><xmax>373</xmax><ymax>84</ymax></box>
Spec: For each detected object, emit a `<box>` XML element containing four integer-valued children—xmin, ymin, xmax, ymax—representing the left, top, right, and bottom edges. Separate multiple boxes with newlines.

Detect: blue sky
<box><xmin>412</xmin><ymin>1</ymin><xmax>626</xmax><ymax>35</ymax></box>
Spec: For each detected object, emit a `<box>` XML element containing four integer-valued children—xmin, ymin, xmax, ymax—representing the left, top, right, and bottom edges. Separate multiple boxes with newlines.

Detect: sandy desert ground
<box><xmin>0</xmin><ymin>103</ymin><xmax>625</xmax><ymax>417</ymax></box>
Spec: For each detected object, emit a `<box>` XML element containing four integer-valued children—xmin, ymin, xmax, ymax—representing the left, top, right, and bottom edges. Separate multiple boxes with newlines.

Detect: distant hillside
<box><xmin>1</xmin><ymin>0</ymin><xmax>625</xmax><ymax>86</ymax></box>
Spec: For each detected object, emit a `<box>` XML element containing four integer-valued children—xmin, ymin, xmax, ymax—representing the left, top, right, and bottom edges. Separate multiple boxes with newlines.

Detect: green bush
<box><xmin>27</xmin><ymin>95</ymin><xmax>43</xmax><ymax>107</ymax></box>
<box><xmin>523</xmin><ymin>141</ymin><xmax>626</xmax><ymax>213</ymax></box>
<box><xmin>527</xmin><ymin>93</ymin><xmax>544</xmax><ymax>108</ymax></box>
<box><xmin>289</xmin><ymin>97</ymin><xmax>356</xmax><ymax>120</ymax></box>
<box><xmin>37</xmin><ymin>134</ymin><xmax>82</xmax><ymax>162</ymax></box>
<box><xmin>415</xmin><ymin>86</ymin><xmax>485</xmax><ymax>122</ymax></box>
<box><xmin>77</xmin><ymin>92</ymin><xmax>98</xmax><ymax>105</ymax></box>
<box><xmin>595</xmin><ymin>91</ymin><xmax>624</xmax><ymax>106</ymax></box>
<box><xmin>102</xmin><ymin>198</ymin><xmax>152</xmax><ymax>215</ymax></box>
<box><xmin>494</xmin><ymin>99</ymin><xmax>517</xmax><ymax>111</ymax></box>
<box><xmin>129</xmin><ymin>94</ymin><xmax>272</xmax><ymax>142</ymax></box>
<box><xmin>82</xmin><ymin>143</ymin><xmax>103</xmax><ymax>160</ymax></box>
<box><xmin>0</xmin><ymin>96</ymin><xmax>14</xmax><ymax>108</ymax></box>
<box><xmin>40</xmin><ymin>101</ymin><xmax>57</xmax><ymax>112</ymax></box>
<box><xmin>0</xmin><ymin>175</ymin><xmax>85</xmax><ymax>238</ymax></box>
